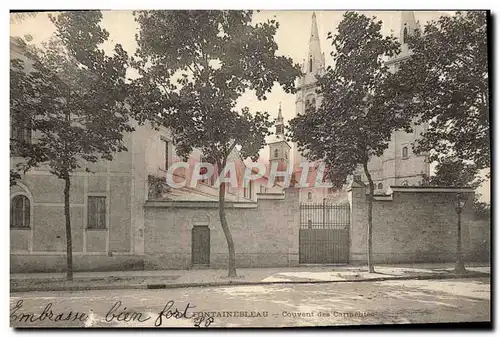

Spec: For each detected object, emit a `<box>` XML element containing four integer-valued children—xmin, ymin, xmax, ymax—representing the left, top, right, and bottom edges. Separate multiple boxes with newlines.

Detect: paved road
<box><xmin>10</xmin><ymin>277</ymin><xmax>490</xmax><ymax>328</ymax></box>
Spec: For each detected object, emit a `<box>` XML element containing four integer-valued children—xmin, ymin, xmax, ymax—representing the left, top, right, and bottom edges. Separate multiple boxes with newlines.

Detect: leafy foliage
<box><xmin>421</xmin><ymin>159</ymin><xmax>490</xmax><ymax>219</ymax></box>
<box><xmin>131</xmin><ymin>10</ymin><xmax>302</xmax><ymax>277</ymax></box>
<box><xmin>131</xmin><ymin>10</ymin><xmax>301</xmax><ymax>166</ymax></box>
<box><xmin>10</xmin><ymin>12</ymin><xmax>38</xmax><ymax>24</ymax></box>
<box><xmin>421</xmin><ymin>158</ymin><xmax>482</xmax><ymax>189</ymax></box>
<box><xmin>10</xmin><ymin>11</ymin><xmax>134</xmax><ymax>279</ymax></box>
<box><xmin>289</xmin><ymin>12</ymin><xmax>406</xmax><ymax>189</ymax></box>
<box><xmin>11</xmin><ymin>11</ymin><xmax>133</xmax><ymax>179</ymax></box>
<box><xmin>385</xmin><ymin>11</ymin><xmax>489</xmax><ymax>169</ymax></box>
<box><xmin>289</xmin><ymin>12</ymin><xmax>412</xmax><ymax>273</ymax></box>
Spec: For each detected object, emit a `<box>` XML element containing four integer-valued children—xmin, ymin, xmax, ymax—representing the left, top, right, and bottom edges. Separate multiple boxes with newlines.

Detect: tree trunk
<box><xmin>217</xmin><ymin>162</ymin><xmax>237</xmax><ymax>277</ymax></box>
<box><xmin>362</xmin><ymin>160</ymin><xmax>375</xmax><ymax>273</ymax></box>
<box><xmin>455</xmin><ymin>208</ymin><xmax>466</xmax><ymax>273</ymax></box>
<box><xmin>64</xmin><ymin>174</ymin><xmax>73</xmax><ymax>281</ymax></box>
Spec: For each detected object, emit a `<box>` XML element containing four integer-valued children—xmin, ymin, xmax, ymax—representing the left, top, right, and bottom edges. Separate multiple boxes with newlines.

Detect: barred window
<box><xmin>10</xmin><ymin>195</ymin><xmax>30</xmax><ymax>228</ymax></box>
<box><xmin>88</xmin><ymin>196</ymin><xmax>106</xmax><ymax>229</ymax></box>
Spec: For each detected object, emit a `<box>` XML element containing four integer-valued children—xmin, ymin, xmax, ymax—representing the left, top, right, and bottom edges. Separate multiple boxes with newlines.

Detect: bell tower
<box><xmin>294</xmin><ymin>11</ymin><xmax>325</xmax><ymax>169</ymax></box>
<box><xmin>387</xmin><ymin>11</ymin><xmax>421</xmax><ymax>72</ymax></box>
<box><xmin>269</xmin><ymin>103</ymin><xmax>290</xmax><ymax>176</ymax></box>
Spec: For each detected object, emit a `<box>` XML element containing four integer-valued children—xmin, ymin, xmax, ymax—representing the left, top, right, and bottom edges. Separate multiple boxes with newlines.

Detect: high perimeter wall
<box><xmin>143</xmin><ymin>189</ymin><xmax>301</xmax><ymax>269</ymax></box>
<box><xmin>349</xmin><ymin>184</ymin><xmax>490</xmax><ymax>264</ymax></box>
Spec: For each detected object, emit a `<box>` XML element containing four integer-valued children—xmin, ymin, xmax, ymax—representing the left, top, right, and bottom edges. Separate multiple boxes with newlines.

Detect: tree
<box><xmin>10</xmin><ymin>12</ymin><xmax>38</xmax><ymax>24</ymax></box>
<box><xmin>289</xmin><ymin>11</ymin><xmax>408</xmax><ymax>273</ymax></box>
<box><xmin>385</xmin><ymin>11</ymin><xmax>489</xmax><ymax>170</ymax></box>
<box><xmin>421</xmin><ymin>158</ymin><xmax>490</xmax><ymax>219</ymax></box>
<box><xmin>421</xmin><ymin>158</ymin><xmax>489</xmax><ymax>272</ymax></box>
<box><xmin>131</xmin><ymin>10</ymin><xmax>301</xmax><ymax>277</ymax></box>
<box><xmin>10</xmin><ymin>11</ymin><xmax>133</xmax><ymax>280</ymax></box>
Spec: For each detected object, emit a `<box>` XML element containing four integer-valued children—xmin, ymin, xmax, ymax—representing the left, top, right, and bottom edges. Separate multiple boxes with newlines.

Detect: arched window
<box><xmin>11</xmin><ymin>195</ymin><xmax>30</xmax><ymax>228</ymax></box>
<box><xmin>402</xmin><ymin>146</ymin><xmax>408</xmax><ymax>159</ymax></box>
<box><xmin>403</xmin><ymin>26</ymin><xmax>408</xmax><ymax>44</ymax></box>
<box><xmin>377</xmin><ymin>183</ymin><xmax>383</xmax><ymax>190</ymax></box>
<box><xmin>309</xmin><ymin>57</ymin><xmax>313</xmax><ymax>72</ymax></box>
<box><xmin>307</xmin><ymin>192</ymin><xmax>312</xmax><ymax>200</ymax></box>
<box><xmin>274</xmin><ymin>149</ymin><xmax>279</xmax><ymax>158</ymax></box>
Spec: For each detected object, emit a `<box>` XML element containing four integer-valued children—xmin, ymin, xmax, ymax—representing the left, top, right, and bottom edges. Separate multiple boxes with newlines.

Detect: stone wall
<box><xmin>349</xmin><ymin>184</ymin><xmax>490</xmax><ymax>264</ymax></box>
<box><xmin>143</xmin><ymin>188</ymin><xmax>301</xmax><ymax>270</ymax></box>
<box><xmin>10</xmin><ymin>173</ymin><xmax>138</xmax><ymax>273</ymax></box>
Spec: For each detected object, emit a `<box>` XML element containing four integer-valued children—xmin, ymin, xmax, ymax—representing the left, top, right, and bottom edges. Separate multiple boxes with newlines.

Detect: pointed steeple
<box><xmin>400</xmin><ymin>11</ymin><xmax>418</xmax><ymax>45</ymax></box>
<box><xmin>310</xmin><ymin>12</ymin><xmax>320</xmax><ymax>43</ymax></box>
<box><xmin>276</xmin><ymin>102</ymin><xmax>284</xmax><ymax>137</ymax></box>
<box><xmin>306</xmin><ymin>12</ymin><xmax>325</xmax><ymax>76</ymax></box>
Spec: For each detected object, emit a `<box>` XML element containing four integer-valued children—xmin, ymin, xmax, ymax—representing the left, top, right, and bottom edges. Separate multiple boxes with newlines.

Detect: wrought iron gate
<box><xmin>299</xmin><ymin>201</ymin><xmax>350</xmax><ymax>264</ymax></box>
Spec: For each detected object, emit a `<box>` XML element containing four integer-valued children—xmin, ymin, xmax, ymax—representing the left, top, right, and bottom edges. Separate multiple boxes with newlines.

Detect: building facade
<box><xmin>9</xmin><ymin>37</ymin><xmax>259</xmax><ymax>272</ymax></box>
<box><xmin>292</xmin><ymin>12</ymin><xmax>430</xmax><ymax>195</ymax></box>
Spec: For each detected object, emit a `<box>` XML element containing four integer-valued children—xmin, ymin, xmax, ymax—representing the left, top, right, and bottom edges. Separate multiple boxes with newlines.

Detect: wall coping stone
<box><xmin>256</xmin><ymin>193</ymin><xmax>285</xmax><ymax>200</ymax></box>
<box><xmin>388</xmin><ymin>186</ymin><xmax>474</xmax><ymax>194</ymax></box>
<box><xmin>144</xmin><ymin>200</ymin><xmax>258</xmax><ymax>209</ymax></box>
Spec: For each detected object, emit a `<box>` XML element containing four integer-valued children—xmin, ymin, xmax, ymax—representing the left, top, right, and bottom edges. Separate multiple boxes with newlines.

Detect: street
<box><xmin>10</xmin><ymin>277</ymin><xmax>490</xmax><ymax>328</ymax></box>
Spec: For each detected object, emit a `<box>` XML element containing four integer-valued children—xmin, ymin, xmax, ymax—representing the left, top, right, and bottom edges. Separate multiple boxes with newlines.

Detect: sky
<box><xmin>9</xmin><ymin>10</ymin><xmax>490</xmax><ymax>201</ymax></box>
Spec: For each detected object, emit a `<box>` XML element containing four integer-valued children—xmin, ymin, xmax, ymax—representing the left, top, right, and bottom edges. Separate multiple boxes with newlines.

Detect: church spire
<box><xmin>400</xmin><ymin>11</ymin><xmax>418</xmax><ymax>45</ymax></box>
<box><xmin>276</xmin><ymin>102</ymin><xmax>284</xmax><ymax>137</ymax></box>
<box><xmin>306</xmin><ymin>12</ymin><xmax>325</xmax><ymax>75</ymax></box>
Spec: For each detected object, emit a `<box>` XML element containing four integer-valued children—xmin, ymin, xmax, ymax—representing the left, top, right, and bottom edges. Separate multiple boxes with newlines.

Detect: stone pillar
<box><xmin>348</xmin><ymin>180</ymin><xmax>367</xmax><ymax>264</ymax></box>
<box><xmin>284</xmin><ymin>187</ymin><xmax>300</xmax><ymax>266</ymax></box>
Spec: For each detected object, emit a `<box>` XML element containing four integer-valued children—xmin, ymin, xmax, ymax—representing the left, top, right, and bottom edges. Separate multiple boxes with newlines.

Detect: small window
<box><xmin>402</xmin><ymin>180</ymin><xmax>409</xmax><ymax>186</ymax></box>
<box><xmin>403</xmin><ymin>26</ymin><xmax>408</xmax><ymax>44</ymax></box>
<box><xmin>307</xmin><ymin>192</ymin><xmax>312</xmax><ymax>200</ymax></box>
<box><xmin>10</xmin><ymin>195</ymin><xmax>30</xmax><ymax>228</ymax></box>
<box><xmin>274</xmin><ymin>149</ymin><xmax>279</xmax><ymax>158</ymax></box>
<box><xmin>88</xmin><ymin>196</ymin><xmax>106</xmax><ymax>229</ymax></box>
<box><xmin>402</xmin><ymin>146</ymin><xmax>408</xmax><ymax>159</ymax></box>
<box><xmin>161</xmin><ymin>139</ymin><xmax>169</xmax><ymax>170</ymax></box>
<box><xmin>377</xmin><ymin>183</ymin><xmax>383</xmax><ymax>190</ymax></box>
<box><xmin>309</xmin><ymin>57</ymin><xmax>313</xmax><ymax>72</ymax></box>
<box><xmin>307</xmin><ymin>219</ymin><xmax>312</xmax><ymax>229</ymax></box>
<box><xmin>200</xmin><ymin>156</ymin><xmax>208</xmax><ymax>184</ymax></box>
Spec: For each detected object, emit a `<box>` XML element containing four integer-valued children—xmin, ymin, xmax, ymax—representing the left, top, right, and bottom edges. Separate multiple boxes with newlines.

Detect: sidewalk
<box><xmin>10</xmin><ymin>262</ymin><xmax>490</xmax><ymax>293</ymax></box>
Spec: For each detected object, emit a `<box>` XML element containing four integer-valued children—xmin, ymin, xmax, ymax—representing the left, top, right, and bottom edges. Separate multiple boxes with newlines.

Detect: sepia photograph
<box><xmin>8</xmin><ymin>8</ymin><xmax>491</xmax><ymax>329</ymax></box>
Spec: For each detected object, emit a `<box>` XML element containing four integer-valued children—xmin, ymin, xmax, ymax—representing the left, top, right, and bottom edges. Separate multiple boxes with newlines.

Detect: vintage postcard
<box><xmin>9</xmin><ymin>9</ymin><xmax>490</xmax><ymax>328</ymax></box>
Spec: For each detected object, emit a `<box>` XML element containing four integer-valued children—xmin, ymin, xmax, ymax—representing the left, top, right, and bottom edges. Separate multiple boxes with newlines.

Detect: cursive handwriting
<box><xmin>11</xmin><ymin>299</ymin><xmax>209</xmax><ymax>327</ymax></box>
<box><xmin>10</xmin><ymin>300</ymin><xmax>88</xmax><ymax>324</ymax></box>
<box><xmin>105</xmin><ymin>301</ymin><xmax>151</xmax><ymax>323</ymax></box>
<box><xmin>154</xmin><ymin>300</ymin><xmax>197</xmax><ymax>327</ymax></box>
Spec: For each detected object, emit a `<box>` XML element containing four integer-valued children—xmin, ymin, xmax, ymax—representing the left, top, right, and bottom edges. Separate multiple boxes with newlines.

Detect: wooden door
<box><xmin>192</xmin><ymin>226</ymin><xmax>210</xmax><ymax>266</ymax></box>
